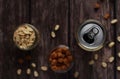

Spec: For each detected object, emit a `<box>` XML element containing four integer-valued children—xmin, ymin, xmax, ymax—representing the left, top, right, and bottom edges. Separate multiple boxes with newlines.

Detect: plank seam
<box><xmin>113</xmin><ymin>0</ymin><xmax>117</xmax><ymax>79</ymax></box>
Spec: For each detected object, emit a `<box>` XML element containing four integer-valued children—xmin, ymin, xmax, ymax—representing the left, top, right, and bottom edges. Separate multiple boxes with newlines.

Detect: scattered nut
<box><xmin>104</xmin><ymin>13</ymin><xmax>110</xmax><ymax>20</ymax></box>
<box><xmin>41</xmin><ymin>66</ymin><xmax>48</xmax><ymax>71</ymax></box>
<box><xmin>26</xmin><ymin>68</ymin><xmax>31</xmax><ymax>75</ymax></box>
<box><xmin>54</xmin><ymin>25</ymin><xmax>60</xmax><ymax>31</ymax></box>
<box><xmin>118</xmin><ymin>52</ymin><xmax>120</xmax><ymax>58</ymax></box>
<box><xmin>108</xmin><ymin>42</ymin><xmax>115</xmax><ymax>48</ymax></box>
<box><xmin>117</xmin><ymin>36</ymin><xmax>120</xmax><ymax>42</ymax></box>
<box><xmin>51</xmin><ymin>31</ymin><xmax>56</xmax><ymax>38</ymax></box>
<box><xmin>94</xmin><ymin>2</ymin><xmax>100</xmax><ymax>10</ymax></box>
<box><xmin>88</xmin><ymin>60</ymin><xmax>95</xmax><ymax>65</ymax></box>
<box><xmin>74</xmin><ymin>71</ymin><xmax>79</xmax><ymax>78</ymax></box>
<box><xmin>101</xmin><ymin>62</ymin><xmax>107</xmax><ymax>68</ymax></box>
<box><xmin>13</xmin><ymin>24</ymin><xmax>37</xmax><ymax>50</ymax></box>
<box><xmin>111</xmin><ymin>19</ymin><xmax>118</xmax><ymax>24</ymax></box>
<box><xmin>94</xmin><ymin>54</ymin><xmax>98</xmax><ymax>60</ymax></box>
<box><xmin>25</xmin><ymin>55</ymin><xmax>32</xmax><ymax>60</ymax></box>
<box><xmin>108</xmin><ymin>56</ymin><xmax>114</xmax><ymax>63</ymax></box>
<box><xmin>31</xmin><ymin>63</ymin><xmax>36</xmax><ymax>68</ymax></box>
<box><xmin>34</xmin><ymin>70</ymin><xmax>39</xmax><ymax>77</ymax></box>
<box><xmin>18</xmin><ymin>58</ymin><xmax>24</xmax><ymax>64</ymax></box>
<box><xmin>17</xmin><ymin>69</ymin><xmax>22</xmax><ymax>75</ymax></box>
<box><xmin>117</xmin><ymin>66</ymin><xmax>120</xmax><ymax>71</ymax></box>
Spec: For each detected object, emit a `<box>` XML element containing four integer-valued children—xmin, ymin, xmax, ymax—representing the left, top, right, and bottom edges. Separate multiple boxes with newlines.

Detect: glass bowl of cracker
<box><xmin>49</xmin><ymin>45</ymin><xmax>74</xmax><ymax>73</ymax></box>
<box><xmin>13</xmin><ymin>24</ymin><xmax>40</xmax><ymax>51</ymax></box>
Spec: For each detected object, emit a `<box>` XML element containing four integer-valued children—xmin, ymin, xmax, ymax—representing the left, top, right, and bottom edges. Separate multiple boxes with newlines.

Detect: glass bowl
<box><xmin>13</xmin><ymin>23</ymin><xmax>40</xmax><ymax>51</ymax></box>
<box><xmin>48</xmin><ymin>45</ymin><xmax>74</xmax><ymax>73</ymax></box>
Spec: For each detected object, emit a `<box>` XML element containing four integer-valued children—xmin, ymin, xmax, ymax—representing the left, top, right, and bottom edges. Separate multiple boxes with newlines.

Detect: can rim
<box><xmin>75</xmin><ymin>19</ymin><xmax>106</xmax><ymax>52</ymax></box>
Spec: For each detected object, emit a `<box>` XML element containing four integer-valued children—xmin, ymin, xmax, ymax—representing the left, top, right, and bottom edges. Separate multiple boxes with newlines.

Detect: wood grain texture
<box><xmin>0</xmin><ymin>0</ymin><xmax>118</xmax><ymax>79</ymax></box>
<box><xmin>0</xmin><ymin>0</ymin><xmax>29</xmax><ymax>79</ymax></box>
<box><xmin>30</xmin><ymin>0</ymin><xmax>69</xmax><ymax>79</ymax></box>
<box><xmin>70</xmin><ymin>0</ymin><xmax>115</xmax><ymax>79</ymax></box>
<box><xmin>116</xmin><ymin>0</ymin><xmax>120</xmax><ymax>79</ymax></box>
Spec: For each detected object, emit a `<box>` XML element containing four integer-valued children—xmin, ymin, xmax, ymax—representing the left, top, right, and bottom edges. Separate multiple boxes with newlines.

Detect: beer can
<box><xmin>76</xmin><ymin>19</ymin><xmax>106</xmax><ymax>51</ymax></box>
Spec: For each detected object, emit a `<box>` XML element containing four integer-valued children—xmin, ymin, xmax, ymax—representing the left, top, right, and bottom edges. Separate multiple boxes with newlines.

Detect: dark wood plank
<box><xmin>116</xmin><ymin>0</ymin><xmax>120</xmax><ymax>79</ymax></box>
<box><xmin>0</xmin><ymin>0</ymin><xmax>29</xmax><ymax>79</ymax></box>
<box><xmin>70</xmin><ymin>0</ymin><xmax>115</xmax><ymax>79</ymax></box>
<box><xmin>30</xmin><ymin>0</ymin><xmax>69</xmax><ymax>79</ymax></box>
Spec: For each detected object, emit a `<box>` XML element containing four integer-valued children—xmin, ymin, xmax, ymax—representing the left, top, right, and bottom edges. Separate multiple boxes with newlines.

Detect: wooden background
<box><xmin>0</xmin><ymin>0</ymin><xmax>119</xmax><ymax>79</ymax></box>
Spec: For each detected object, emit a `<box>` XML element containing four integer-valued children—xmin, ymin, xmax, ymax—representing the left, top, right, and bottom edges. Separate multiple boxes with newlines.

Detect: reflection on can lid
<box><xmin>76</xmin><ymin>19</ymin><xmax>106</xmax><ymax>52</ymax></box>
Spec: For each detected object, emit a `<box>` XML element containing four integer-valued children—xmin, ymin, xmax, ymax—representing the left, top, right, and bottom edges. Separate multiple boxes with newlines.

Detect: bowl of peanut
<box><xmin>13</xmin><ymin>24</ymin><xmax>40</xmax><ymax>51</ymax></box>
<box><xmin>49</xmin><ymin>45</ymin><xmax>73</xmax><ymax>73</ymax></box>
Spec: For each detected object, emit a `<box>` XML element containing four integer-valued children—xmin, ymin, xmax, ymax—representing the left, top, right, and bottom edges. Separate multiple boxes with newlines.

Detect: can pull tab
<box><xmin>83</xmin><ymin>27</ymin><xmax>99</xmax><ymax>44</ymax></box>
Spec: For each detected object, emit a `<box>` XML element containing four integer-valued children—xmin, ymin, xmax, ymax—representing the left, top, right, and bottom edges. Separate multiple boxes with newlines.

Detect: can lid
<box><xmin>76</xmin><ymin>19</ymin><xmax>106</xmax><ymax>52</ymax></box>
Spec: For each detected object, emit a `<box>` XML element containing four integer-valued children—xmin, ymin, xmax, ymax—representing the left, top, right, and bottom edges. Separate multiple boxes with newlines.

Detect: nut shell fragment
<box><xmin>94</xmin><ymin>54</ymin><xmax>98</xmax><ymax>60</ymax></box>
<box><xmin>102</xmin><ymin>62</ymin><xmax>107</xmax><ymax>68</ymax></box>
<box><xmin>34</xmin><ymin>70</ymin><xmax>39</xmax><ymax>77</ymax></box>
<box><xmin>117</xmin><ymin>66</ymin><xmax>120</xmax><ymax>71</ymax></box>
<box><xmin>117</xmin><ymin>36</ymin><xmax>120</xmax><ymax>42</ymax></box>
<box><xmin>51</xmin><ymin>31</ymin><xmax>56</xmax><ymax>38</ymax></box>
<box><xmin>108</xmin><ymin>56</ymin><xmax>114</xmax><ymax>63</ymax></box>
<box><xmin>111</xmin><ymin>19</ymin><xmax>118</xmax><ymax>24</ymax></box>
<box><xmin>94</xmin><ymin>3</ymin><xmax>100</xmax><ymax>10</ymax></box>
<box><xmin>26</xmin><ymin>68</ymin><xmax>31</xmax><ymax>75</ymax></box>
<box><xmin>31</xmin><ymin>63</ymin><xmax>36</xmax><ymax>68</ymax></box>
<box><xmin>74</xmin><ymin>71</ymin><xmax>79</xmax><ymax>78</ymax></box>
<box><xmin>17</xmin><ymin>69</ymin><xmax>22</xmax><ymax>75</ymax></box>
<box><xmin>104</xmin><ymin>13</ymin><xmax>110</xmax><ymax>20</ymax></box>
<box><xmin>89</xmin><ymin>60</ymin><xmax>95</xmax><ymax>65</ymax></box>
<box><xmin>108</xmin><ymin>42</ymin><xmax>115</xmax><ymax>48</ymax></box>
<box><xmin>118</xmin><ymin>52</ymin><xmax>120</xmax><ymax>58</ymax></box>
<box><xmin>54</xmin><ymin>25</ymin><xmax>60</xmax><ymax>31</ymax></box>
<box><xmin>41</xmin><ymin>66</ymin><xmax>48</xmax><ymax>71</ymax></box>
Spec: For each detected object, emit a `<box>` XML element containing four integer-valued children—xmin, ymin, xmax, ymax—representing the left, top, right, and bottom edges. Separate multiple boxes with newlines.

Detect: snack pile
<box><xmin>13</xmin><ymin>24</ymin><xmax>37</xmax><ymax>50</ymax></box>
<box><xmin>49</xmin><ymin>46</ymin><xmax>73</xmax><ymax>72</ymax></box>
